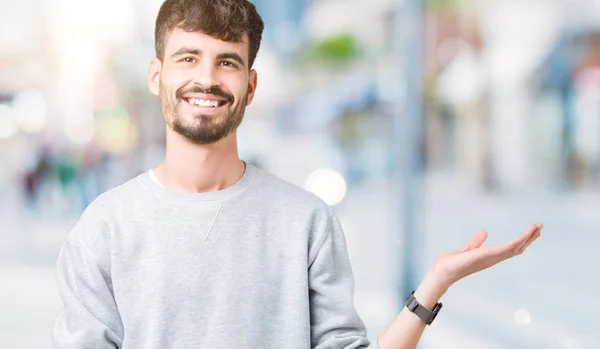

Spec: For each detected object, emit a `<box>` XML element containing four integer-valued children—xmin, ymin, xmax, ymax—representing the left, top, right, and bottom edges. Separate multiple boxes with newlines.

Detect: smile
<box><xmin>184</xmin><ymin>97</ymin><xmax>228</xmax><ymax>108</ymax></box>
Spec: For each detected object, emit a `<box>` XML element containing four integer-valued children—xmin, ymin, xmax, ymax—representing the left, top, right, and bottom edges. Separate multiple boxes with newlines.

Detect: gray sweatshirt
<box><xmin>52</xmin><ymin>164</ymin><xmax>375</xmax><ymax>348</ymax></box>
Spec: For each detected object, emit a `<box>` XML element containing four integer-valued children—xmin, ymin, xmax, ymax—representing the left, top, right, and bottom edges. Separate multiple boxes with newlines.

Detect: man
<box><xmin>52</xmin><ymin>0</ymin><xmax>542</xmax><ymax>348</ymax></box>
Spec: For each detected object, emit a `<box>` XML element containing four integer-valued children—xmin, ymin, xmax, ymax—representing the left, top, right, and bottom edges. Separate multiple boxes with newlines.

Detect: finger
<box><xmin>517</xmin><ymin>226</ymin><xmax>542</xmax><ymax>254</ymax></box>
<box><xmin>505</xmin><ymin>224</ymin><xmax>538</xmax><ymax>250</ymax></box>
<box><xmin>461</xmin><ymin>230</ymin><xmax>488</xmax><ymax>252</ymax></box>
<box><xmin>517</xmin><ymin>223</ymin><xmax>543</xmax><ymax>250</ymax></box>
<box><xmin>467</xmin><ymin>224</ymin><xmax>543</xmax><ymax>275</ymax></box>
<box><xmin>488</xmin><ymin>224</ymin><xmax>538</xmax><ymax>257</ymax></box>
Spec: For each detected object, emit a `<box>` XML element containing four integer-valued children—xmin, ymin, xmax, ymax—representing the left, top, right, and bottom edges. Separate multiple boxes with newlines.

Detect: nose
<box><xmin>192</xmin><ymin>60</ymin><xmax>219</xmax><ymax>90</ymax></box>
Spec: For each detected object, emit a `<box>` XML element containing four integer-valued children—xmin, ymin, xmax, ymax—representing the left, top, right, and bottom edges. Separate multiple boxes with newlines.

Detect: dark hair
<box><xmin>155</xmin><ymin>0</ymin><xmax>264</xmax><ymax>68</ymax></box>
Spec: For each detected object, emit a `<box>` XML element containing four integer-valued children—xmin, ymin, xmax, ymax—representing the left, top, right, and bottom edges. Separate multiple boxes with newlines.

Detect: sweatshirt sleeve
<box><xmin>52</xmin><ymin>238</ymin><xmax>124</xmax><ymax>348</ymax></box>
<box><xmin>308</xmin><ymin>208</ymin><xmax>373</xmax><ymax>349</ymax></box>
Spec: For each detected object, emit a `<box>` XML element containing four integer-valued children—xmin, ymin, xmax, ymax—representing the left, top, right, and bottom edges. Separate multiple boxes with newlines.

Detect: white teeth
<box><xmin>189</xmin><ymin>98</ymin><xmax>221</xmax><ymax>107</ymax></box>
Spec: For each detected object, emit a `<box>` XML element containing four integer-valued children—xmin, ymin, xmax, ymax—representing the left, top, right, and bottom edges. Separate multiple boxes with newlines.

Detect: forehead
<box><xmin>164</xmin><ymin>28</ymin><xmax>249</xmax><ymax>58</ymax></box>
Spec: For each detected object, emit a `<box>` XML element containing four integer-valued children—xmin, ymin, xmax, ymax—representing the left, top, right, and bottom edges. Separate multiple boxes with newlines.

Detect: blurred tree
<box><xmin>292</xmin><ymin>33</ymin><xmax>363</xmax><ymax>70</ymax></box>
<box><xmin>313</xmin><ymin>34</ymin><xmax>361</xmax><ymax>62</ymax></box>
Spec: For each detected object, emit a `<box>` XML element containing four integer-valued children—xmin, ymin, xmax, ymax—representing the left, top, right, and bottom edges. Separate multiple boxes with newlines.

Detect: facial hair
<box><xmin>160</xmin><ymin>84</ymin><xmax>248</xmax><ymax>145</ymax></box>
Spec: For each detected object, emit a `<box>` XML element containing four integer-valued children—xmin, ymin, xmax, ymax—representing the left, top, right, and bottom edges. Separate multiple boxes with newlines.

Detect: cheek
<box><xmin>161</xmin><ymin>69</ymin><xmax>192</xmax><ymax>94</ymax></box>
<box><xmin>232</xmin><ymin>85</ymin><xmax>248</xmax><ymax>103</ymax></box>
<box><xmin>225</xmin><ymin>77</ymin><xmax>249</xmax><ymax>99</ymax></box>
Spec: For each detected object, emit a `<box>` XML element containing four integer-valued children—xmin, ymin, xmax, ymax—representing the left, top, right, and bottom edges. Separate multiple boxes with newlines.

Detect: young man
<box><xmin>52</xmin><ymin>0</ymin><xmax>542</xmax><ymax>348</ymax></box>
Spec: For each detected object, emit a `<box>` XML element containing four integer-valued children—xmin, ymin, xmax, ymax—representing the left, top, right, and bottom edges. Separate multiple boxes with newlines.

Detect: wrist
<box><xmin>412</xmin><ymin>272</ymin><xmax>450</xmax><ymax>309</ymax></box>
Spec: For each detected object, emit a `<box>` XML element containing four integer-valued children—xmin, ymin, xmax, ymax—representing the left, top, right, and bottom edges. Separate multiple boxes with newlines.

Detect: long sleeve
<box><xmin>52</xmin><ymin>238</ymin><xmax>124</xmax><ymax>348</ymax></box>
<box><xmin>308</xmin><ymin>209</ymin><xmax>374</xmax><ymax>349</ymax></box>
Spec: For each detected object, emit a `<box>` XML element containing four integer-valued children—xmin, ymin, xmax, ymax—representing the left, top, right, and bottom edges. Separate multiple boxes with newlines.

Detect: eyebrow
<box><xmin>170</xmin><ymin>47</ymin><xmax>246</xmax><ymax>67</ymax></box>
<box><xmin>217</xmin><ymin>52</ymin><xmax>246</xmax><ymax>68</ymax></box>
<box><xmin>170</xmin><ymin>47</ymin><xmax>201</xmax><ymax>59</ymax></box>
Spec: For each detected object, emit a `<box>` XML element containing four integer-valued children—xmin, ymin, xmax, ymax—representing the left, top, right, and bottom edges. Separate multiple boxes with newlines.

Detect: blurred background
<box><xmin>1</xmin><ymin>0</ymin><xmax>599</xmax><ymax>347</ymax></box>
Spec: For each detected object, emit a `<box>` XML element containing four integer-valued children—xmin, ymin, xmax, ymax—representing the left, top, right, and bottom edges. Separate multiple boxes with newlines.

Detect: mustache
<box><xmin>176</xmin><ymin>85</ymin><xmax>234</xmax><ymax>104</ymax></box>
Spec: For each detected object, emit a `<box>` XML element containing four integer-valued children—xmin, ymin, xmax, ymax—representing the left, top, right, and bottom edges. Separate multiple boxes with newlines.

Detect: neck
<box><xmin>155</xmin><ymin>128</ymin><xmax>245</xmax><ymax>193</ymax></box>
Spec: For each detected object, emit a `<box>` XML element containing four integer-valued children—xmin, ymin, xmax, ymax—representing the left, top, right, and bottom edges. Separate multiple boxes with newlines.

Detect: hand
<box><xmin>430</xmin><ymin>223</ymin><xmax>543</xmax><ymax>290</ymax></box>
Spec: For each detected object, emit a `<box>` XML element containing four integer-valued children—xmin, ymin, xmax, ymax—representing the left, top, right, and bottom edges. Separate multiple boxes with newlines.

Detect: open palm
<box><xmin>431</xmin><ymin>224</ymin><xmax>543</xmax><ymax>288</ymax></box>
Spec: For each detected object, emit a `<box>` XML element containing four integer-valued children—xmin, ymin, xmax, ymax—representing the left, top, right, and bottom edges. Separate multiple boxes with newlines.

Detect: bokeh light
<box><xmin>64</xmin><ymin>118</ymin><xmax>95</xmax><ymax>145</ymax></box>
<box><xmin>95</xmin><ymin>105</ymin><xmax>137</xmax><ymax>153</ymax></box>
<box><xmin>0</xmin><ymin>104</ymin><xmax>18</xmax><ymax>140</ymax></box>
<box><xmin>12</xmin><ymin>90</ymin><xmax>48</xmax><ymax>133</ymax></box>
<box><xmin>304</xmin><ymin>168</ymin><xmax>347</xmax><ymax>206</ymax></box>
<box><xmin>514</xmin><ymin>309</ymin><xmax>532</xmax><ymax>325</ymax></box>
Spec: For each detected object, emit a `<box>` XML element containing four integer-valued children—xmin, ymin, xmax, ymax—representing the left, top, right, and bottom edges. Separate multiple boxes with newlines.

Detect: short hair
<box><xmin>154</xmin><ymin>0</ymin><xmax>264</xmax><ymax>68</ymax></box>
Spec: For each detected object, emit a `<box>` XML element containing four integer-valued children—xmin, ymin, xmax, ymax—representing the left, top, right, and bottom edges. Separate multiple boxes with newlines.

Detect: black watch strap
<box><xmin>405</xmin><ymin>291</ymin><xmax>443</xmax><ymax>325</ymax></box>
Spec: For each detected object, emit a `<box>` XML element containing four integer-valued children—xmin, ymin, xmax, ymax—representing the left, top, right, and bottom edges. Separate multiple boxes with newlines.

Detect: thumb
<box><xmin>461</xmin><ymin>230</ymin><xmax>488</xmax><ymax>252</ymax></box>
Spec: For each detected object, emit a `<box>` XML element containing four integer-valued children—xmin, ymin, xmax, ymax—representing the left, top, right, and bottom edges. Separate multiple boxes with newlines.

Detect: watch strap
<box><xmin>405</xmin><ymin>291</ymin><xmax>443</xmax><ymax>325</ymax></box>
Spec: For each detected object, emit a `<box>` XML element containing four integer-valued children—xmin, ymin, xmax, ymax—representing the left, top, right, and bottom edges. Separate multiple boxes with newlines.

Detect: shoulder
<box><xmin>249</xmin><ymin>167</ymin><xmax>351</xmax><ymax>264</ymax></box>
<box><xmin>248</xmin><ymin>166</ymin><xmax>335</xmax><ymax>243</ymax></box>
<box><xmin>251</xmin><ymin>166</ymin><xmax>331</xmax><ymax>214</ymax></box>
<box><xmin>67</xmin><ymin>173</ymin><xmax>144</xmax><ymax>245</ymax></box>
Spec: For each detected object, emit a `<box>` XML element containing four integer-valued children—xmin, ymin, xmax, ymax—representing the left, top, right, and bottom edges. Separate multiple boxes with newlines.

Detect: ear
<box><xmin>245</xmin><ymin>69</ymin><xmax>258</xmax><ymax>105</ymax></box>
<box><xmin>148</xmin><ymin>58</ymin><xmax>162</xmax><ymax>96</ymax></box>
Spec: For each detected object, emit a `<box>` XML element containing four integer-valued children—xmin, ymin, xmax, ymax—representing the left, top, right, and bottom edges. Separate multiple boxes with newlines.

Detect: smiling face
<box><xmin>148</xmin><ymin>28</ymin><xmax>258</xmax><ymax>145</ymax></box>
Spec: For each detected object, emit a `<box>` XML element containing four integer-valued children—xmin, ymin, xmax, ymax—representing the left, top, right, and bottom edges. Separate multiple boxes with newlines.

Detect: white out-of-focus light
<box><xmin>305</xmin><ymin>168</ymin><xmax>347</xmax><ymax>206</ymax></box>
<box><xmin>12</xmin><ymin>90</ymin><xmax>48</xmax><ymax>133</ymax></box>
<box><xmin>514</xmin><ymin>309</ymin><xmax>532</xmax><ymax>325</ymax></box>
<box><xmin>0</xmin><ymin>104</ymin><xmax>18</xmax><ymax>139</ymax></box>
<box><xmin>305</xmin><ymin>0</ymin><xmax>354</xmax><ymax>38</ymax></box>
<box><xmin>58</xmin><ymin>40</ymin><xmax>99</xmax><ymax>83</ymax></box>
<box><xmin>64</xmin><ymin>119</ymin><xmax>94</xmax><ymax>144</ymax></box>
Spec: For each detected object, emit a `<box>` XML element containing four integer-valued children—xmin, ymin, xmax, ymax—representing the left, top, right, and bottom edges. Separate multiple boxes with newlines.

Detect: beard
<box><xmin>159</xmin><ymin>84</ymin><xmax>247</xmax><ymax>145</ymax></box>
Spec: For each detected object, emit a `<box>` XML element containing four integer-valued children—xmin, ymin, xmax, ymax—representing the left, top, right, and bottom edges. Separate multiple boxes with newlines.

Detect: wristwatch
<box><xmin>405</xmin><ymin>291</ymin><xmax>443</xmax><ymax>325</ymax></box>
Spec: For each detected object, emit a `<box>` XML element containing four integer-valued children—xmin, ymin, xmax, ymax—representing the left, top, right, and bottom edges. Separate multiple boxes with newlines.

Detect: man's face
<box><xmin>148</xmin><ymin>28</ymin><xmax>257</xmax><ymax>145</ymax></box>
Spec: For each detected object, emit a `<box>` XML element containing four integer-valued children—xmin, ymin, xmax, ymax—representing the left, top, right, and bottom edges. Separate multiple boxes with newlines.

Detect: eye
<box><xmin>220</xmin><ymin>61</ymin><xmax>237</xmax><ymax>68</ymax></box>
<box><xmin>180</xmin><ymin>57</ymin><xmax>196</xmax><ymax>63</ymax></box>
